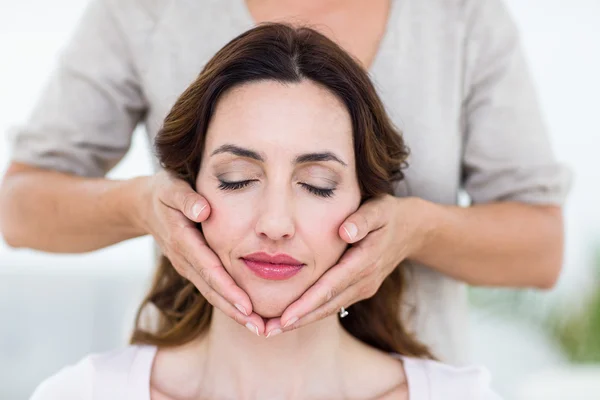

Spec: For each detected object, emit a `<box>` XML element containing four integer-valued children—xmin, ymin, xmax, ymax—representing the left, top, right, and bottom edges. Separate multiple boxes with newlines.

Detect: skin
<box><xmin>150</xmin><ymin>311</ymin><xmax>408</xmax><ymax>400</ymax></box>
<box><xmin>149</xmin><ymin>79</ymin><xmax>408</xmax><ymax>400</ymax></box>
<box><xmin>196</xmin><ymin>80</ymin><xmax>361</xmax><ymax>320</ymax></box>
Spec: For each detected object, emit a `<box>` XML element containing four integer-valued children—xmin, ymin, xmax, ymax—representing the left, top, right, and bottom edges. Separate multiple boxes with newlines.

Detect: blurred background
<box><xmin>1</xmin><ymin>0</ymin><xmax>599</xmax><ymax>399</ymax></box>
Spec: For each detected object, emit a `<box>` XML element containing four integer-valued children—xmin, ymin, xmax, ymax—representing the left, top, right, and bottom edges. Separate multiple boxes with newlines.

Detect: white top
<box><xmin>30</xmin><ymin>345</ymin><xmax>502</xmax><ymax>399</ymax></box>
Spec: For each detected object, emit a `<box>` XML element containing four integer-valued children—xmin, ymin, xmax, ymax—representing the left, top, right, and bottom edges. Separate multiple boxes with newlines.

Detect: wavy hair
<box><xmin>131</xmin><ymin>23</ymin><xmax>433</xmax><ymax>359</ymax></box>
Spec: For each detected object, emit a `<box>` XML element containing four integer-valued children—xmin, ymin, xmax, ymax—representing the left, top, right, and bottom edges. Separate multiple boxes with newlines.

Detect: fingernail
<box><xmin>245</xmin><ymin>322</ymin><xmax>259</xmax><ymax>336</ymax></box>
<box><xmin>192</xmin><ymin>203</ymin><xmax>206</xmax><ymax>219</ymax></box>
<box><xmin>343</xmin><ymin>223</ymin><xmax>358</xmax><ymax>240</ymax></box>
<box><xmin>235</xmin><ymin>303</ymin><xmax>248</xmax><ymax>316</ymax></box>
<box><xmin>266</xmin><ymin>328</ymin><xmax>282</xmax><ymax>339</ymax></box>
<box><xmin>283</xmin><ymin>316</ymin><xmax>298</xmax><ymax>329</ymax></box>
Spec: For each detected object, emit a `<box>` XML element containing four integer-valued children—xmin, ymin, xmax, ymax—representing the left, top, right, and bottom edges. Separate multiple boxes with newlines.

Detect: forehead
<box><xmin>204</xmin><ymin>80</ymin><xmax>354</xmax><ymax>156</ymax></box>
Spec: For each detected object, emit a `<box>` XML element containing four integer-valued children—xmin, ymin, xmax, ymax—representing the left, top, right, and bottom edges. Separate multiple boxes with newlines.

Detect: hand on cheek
<box><xmin>271</xmin><ymin>196</ymin><xmax>426</xmax><ymax>334</ymax></box>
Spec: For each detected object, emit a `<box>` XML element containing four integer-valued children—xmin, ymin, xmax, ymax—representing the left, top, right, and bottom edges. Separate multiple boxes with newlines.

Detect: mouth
<box><xmin>241</xmin><ymin>252</ymin><xmax>305</xmax><ymax>280</ymax></box>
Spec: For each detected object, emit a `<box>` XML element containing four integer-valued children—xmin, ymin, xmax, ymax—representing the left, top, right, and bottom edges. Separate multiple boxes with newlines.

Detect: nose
<box><xmin>254</xmin><ymin>187</ymin><xmax>296</xmax><ymax>241</ymax></box>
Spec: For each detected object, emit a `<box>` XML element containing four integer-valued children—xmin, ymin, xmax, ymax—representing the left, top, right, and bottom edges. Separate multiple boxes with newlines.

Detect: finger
<box><xmin>339</xmin><ymin>197</ymin><xmax>390</xmax><ymax>243</ymax></box>
<box><xmin>178</xmin><ymin>226</ymin><xmax>254</xmax><ymax>317</ymax></box>
<box><xmin>264</xmin><ymin>317</ymin><xmax>283</xmax><ymax>339</ymax></box>
<box><xmin>176</xmin><ymin>255</ymin><xmax>265</xmax><ymax>335</ymax></box>
<box><xmin>159</xmin><ymin>175</ymin><xmax>211</xmax><ymax>223</ymax></box>
<box><xmin>286</xmin><ymin>284</ymin><xmax>362</xmax><ymax>330</ymax></box>
<box><xmin>279</xmin><ymin>246</ymin><xmax>366</xmax><ymax>328</ymax></box>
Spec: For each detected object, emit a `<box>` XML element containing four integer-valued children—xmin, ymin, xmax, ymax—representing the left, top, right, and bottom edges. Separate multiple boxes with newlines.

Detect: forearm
<box><xmin>0</xmin><ymin>164</ymin><xmax>149</xmax><ymax>253</ymax></box>
<box><xmin>410</xmin><ymin>199</ymin><xmax>564</xmax><ymax>289</ymax></box>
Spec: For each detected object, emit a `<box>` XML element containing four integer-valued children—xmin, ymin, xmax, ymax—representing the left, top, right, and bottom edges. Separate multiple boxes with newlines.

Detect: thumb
<box><xmin>339</xmin><ymin>219</ymin><xmax>361</xmax><ymax>244</ymax></box>
<box><xmin>339</xmin><ymin>200</ymin><xmax>386</xmax><ymax>243</ymax></box>
<box><xmin>163</xmin><ymin>178</ymin><xmax>211</xmax><ymax>223</ymax></box>
<box><xmin>179</xmin><ymin>191</ymin><xmax>211</xmax><ymax>223</ymax></box>
<box><xmin>186</xmin><ymin>195</ymin><xmax>211</xmax><ymax>223</ymax></box>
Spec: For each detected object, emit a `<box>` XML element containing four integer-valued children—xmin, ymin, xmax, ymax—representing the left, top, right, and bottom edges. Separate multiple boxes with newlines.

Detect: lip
<box><xmin>241</xmin><ymin>252</ymin><xmax>305</xmax><ymax>280</ymax></box>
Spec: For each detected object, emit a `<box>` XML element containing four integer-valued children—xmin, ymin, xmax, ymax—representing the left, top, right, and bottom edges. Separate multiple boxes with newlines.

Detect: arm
<box><xmin>0</xmin><ymin>162</ymin><xmax>266</xmax><ymax>333</ymax></box>
<box><xmin>385</xmin><ymin>0</ymin><xmax>572</xmax><ymax>288</ymax></box>
<box><xmin>0</xmin><ymin>0</ymin><xmax>146</xmax><ymax>250</ymax></box>
<box><xmin>411</xmin><ymin>199</ymin><xmax>564</xmax><ymax>289</ymax></box>
<box><xmin>420</xmin><ymin>0</ymin><xmax>571</xmax><ymax>288</ymax></box>
<box><xmin>275</xmin><ymin>197</ymin><xmax>564</xmax><ymax>332</ymax></box>
<box><xmin>0</xmin><ymin>0</ymin><xmax>263</xmax><ymax>332</ymax></box>
<box><xmin>0</xmin><ymin>162</ymin><xmax>145</xmax><ymax>252</ymax></box>
<box><xmin>275</xmin><ymin>0</ymin><xmax>570</xmax><ymax>331</ymax></box>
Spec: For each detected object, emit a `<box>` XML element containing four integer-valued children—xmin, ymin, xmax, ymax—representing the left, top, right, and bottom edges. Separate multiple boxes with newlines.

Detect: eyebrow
<box><xmin>210</xmin><ymin>144</ymin><xmax>347</xmax><ymax>167</ymax></box>
<box><xmin>211</xmin><ymin>144</ymin><xmax>263</xmax><ymax>161</ymax></box>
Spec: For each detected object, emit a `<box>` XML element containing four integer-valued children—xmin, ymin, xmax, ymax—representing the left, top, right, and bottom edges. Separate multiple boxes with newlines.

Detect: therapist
<box><xmin>0</xmin><ymin>0</ymin><xmax>570</xmax><ymax>364</ymax></box>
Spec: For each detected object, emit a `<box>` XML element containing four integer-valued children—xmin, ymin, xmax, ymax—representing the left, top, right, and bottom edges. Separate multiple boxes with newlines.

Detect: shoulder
<box><xmin>402</xmin><ymin>357</ymin><xmax>503</xmax><ymax>399</ymax></box>
<box><xmin>30</xmin><ymin>345</ymin><xmax>156</xmax><ymax>400</ymax></box>
<box><xmin>30</xmin><ymin>356</ymin><xmax>94</xmax><ymax>400</ymax></box>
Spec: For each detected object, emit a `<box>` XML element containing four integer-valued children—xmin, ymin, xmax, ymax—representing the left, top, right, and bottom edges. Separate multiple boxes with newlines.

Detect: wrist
<box><xmin>113</xmin><ymin>175</ymin><xmax>152</xmax><ymax>237</ymax></box>
<box><xmin>403</xmin><ymin>197</ymin><xmax>442</xmax><ymax>261</ymax></box>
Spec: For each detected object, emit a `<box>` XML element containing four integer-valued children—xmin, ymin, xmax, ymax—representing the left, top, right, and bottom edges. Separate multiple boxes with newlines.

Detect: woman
<box><xmin>31</xmin><ymin>24</ymin><xmax>501</xmax><ymax>399</ymax></box>
<box><xmin>1</xmin><ymin>0</ymin><xmax>569</xmax><ymax>366</ymax></box>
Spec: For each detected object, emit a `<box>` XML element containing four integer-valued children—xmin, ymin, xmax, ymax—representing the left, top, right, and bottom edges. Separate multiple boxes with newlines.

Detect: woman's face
<box><xmin>197</xmin><ymin>80</ymin><xmax>361</xmax><ymax>318</ymax></box>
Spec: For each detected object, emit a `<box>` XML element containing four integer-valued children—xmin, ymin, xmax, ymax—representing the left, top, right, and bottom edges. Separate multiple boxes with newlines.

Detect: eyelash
<box><xmin>218</xmin><ymin>180</ymin><xmax>335</xmax><ymax>198</ymax></box>
<box><xmin>299</xmin><ymin>183</ymin><xmax>334</xmax><ymax>198</ymax></box>
<box><xmin>218</xmin><ymin>180</ymin><xmax>255</xmax><ymax>191</ymax></box>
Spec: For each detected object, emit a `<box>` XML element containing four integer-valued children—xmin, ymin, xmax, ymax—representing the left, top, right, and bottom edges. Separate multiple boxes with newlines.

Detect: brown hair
<box><xmin>131</xmin><ymin>23</ymin><xmax>433</xmax><ymax>359</ymax></box>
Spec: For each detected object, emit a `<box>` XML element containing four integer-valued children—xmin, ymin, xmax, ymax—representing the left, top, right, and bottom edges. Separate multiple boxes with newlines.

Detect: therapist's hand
<box><xmin>270</xmin><ymin>195</ymin><xmax>431</xmax><ymax>334</ymax></box>
<box><xmin>138</xmin><ymin>171</ymin><xmax>266</xmax><ymax>335</ymax></box>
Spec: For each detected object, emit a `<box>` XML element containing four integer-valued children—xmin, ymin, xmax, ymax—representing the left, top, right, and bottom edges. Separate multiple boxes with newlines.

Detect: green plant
<box><xmin>469</xmin><ymin>245</ymin><xmax>600</xmax><ymax>363</ymax></box>
<box><xmin>549</xmin><ymin>247</ymin><xmax>600</xmax><ymax>362</ymax></box>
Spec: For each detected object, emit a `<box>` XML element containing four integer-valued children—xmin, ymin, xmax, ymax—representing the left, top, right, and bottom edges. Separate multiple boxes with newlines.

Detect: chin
<box><xmin>252</xmin><ymin>302</ymin><xmax>287</xmax><ymax>319</ymax></box>
<box><xmin>244</xmin><ymin>284</ymin><xmax>304</xmax><ymax>318</ymax></box>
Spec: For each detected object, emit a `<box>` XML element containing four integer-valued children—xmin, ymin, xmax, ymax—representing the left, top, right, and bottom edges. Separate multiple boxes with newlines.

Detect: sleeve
<box><xmin>460</xmin><ymin>0</ymin><xmax>571</xmax><ymax>205</ymax></box>
<box><xmin>29</xmin><ymin>359</ymin><xmax>93</xmax><ymax>400</ymax></box>
<box><xmin>8</xmin><ymin>0</ymin><xmax>148</xmax><ymax>178</ymax></box>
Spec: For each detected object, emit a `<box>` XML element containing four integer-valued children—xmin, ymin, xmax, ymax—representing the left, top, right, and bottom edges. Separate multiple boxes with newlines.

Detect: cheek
<box><xmin>199</xmin><ymin>190</ymin><xmax>255</xmax><ymax>264</ymax></box>
<box><xmin>298</xmin><ymin>199</ymin><xmax>358</xmax><ymax>268</ymax></box>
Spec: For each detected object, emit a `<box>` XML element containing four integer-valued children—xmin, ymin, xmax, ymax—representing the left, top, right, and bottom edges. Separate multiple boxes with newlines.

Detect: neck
<box><xmin>195</xmin><ymin>309</ymin><xmax>355</xmax><ymax>399</ymax></box>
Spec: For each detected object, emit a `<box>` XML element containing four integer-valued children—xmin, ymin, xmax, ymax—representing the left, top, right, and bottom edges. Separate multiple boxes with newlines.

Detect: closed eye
<box><xmin>217</xmin><ymin>180</ymin><xmax>335</xmax><ymax>198</ymax></box>
<box><xmin>299</xmin><ymin>183</ymin><xmax>335</xmax><ymax>198</ymax></box>
<box><xmin>218</xmin><ymin>180</ymin><xmax>256</xmax><ymax>191</ymax></box>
